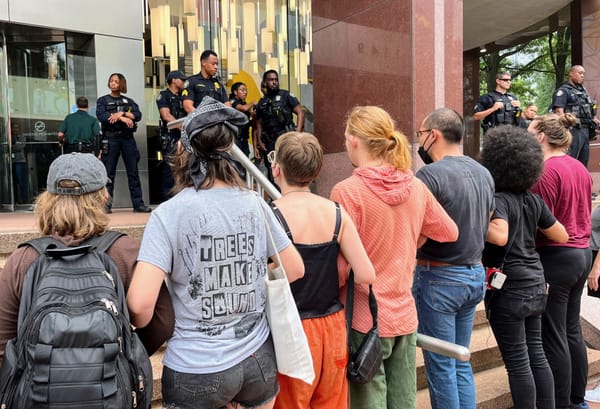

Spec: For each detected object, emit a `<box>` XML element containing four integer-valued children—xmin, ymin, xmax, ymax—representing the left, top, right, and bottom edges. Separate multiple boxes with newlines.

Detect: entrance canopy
<box><xmin>464</xmin><ymin>0</ymin><xmax>572</xmax><ymax>52</ymax></box>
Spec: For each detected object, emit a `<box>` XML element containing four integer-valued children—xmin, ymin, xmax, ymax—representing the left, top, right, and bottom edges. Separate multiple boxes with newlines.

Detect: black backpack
<box><xmin>0</xmin><ymin>231</ymin><xmax>152</xmax><ymax>409</ymax></box>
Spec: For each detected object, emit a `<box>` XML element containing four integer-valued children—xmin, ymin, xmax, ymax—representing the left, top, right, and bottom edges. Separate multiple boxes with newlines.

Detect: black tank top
<box><xmin>270</xmin><ymin>202</ymin><xmax>343</xmax><ymax>319</ymax></box>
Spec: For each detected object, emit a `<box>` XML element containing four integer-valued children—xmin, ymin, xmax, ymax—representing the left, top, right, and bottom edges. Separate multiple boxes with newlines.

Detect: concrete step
<box><xmin>417</xmin><ymin>320</ymin><xmax>502</xmax><ymax>390</ymax></box>
<box><xmin>417</xmin><ymin>343</ymin><xmax>600</xmax><ymax>408</ymax></box>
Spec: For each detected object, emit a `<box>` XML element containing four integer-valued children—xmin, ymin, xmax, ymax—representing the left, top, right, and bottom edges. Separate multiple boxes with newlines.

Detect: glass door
<box><xmin>0</xmin><ymin>33</ymin><xmax>13</xmax><ymax>211</ymax></box>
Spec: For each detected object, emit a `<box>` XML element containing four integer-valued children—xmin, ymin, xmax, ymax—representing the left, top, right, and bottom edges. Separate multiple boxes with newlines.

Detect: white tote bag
<box><xmin>259</xmin><ymin>199</ymin><xmax>315</xmax><ymax>385</ymax></box>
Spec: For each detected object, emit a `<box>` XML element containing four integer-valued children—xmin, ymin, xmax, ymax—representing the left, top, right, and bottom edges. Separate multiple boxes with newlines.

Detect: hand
<box><xmin>511</xmin><ymin>100</ymin><xmax>521</xmax><ymax>108</ymax></box>
<box><xmin>253</xmin><ymin>145</ymin><xmax>261</xmax><ymax>160</ymax></box>
<box><xmin>108</xmin><ymin>112</ymin><xmax>125</xmax><ymax>124</ymax></box>
<box><xmin>589</xmin><ymin>258</ymin><xmax>600</xmax><ymax>291</ymax></box>
<box><xmin>493</xmin><ymin>101</ymin><xmax>504</xmax><ymax>111</ymax></box>
<box><xmin>119</xmin><ymin>115</ymin><xmax>135</xmax><ymax>128</ymax></box>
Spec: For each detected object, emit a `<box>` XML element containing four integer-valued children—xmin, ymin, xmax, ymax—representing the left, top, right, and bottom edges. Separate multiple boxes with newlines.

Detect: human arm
<box><xmin>338</xmin><ymin>206</ymin><xmax>375</xmax><ymax>285</ymax></box>
<box><xmin>126</xmin><ymin>261</ymin><xmax>166</xmax><ymax>329</ymax></box>
<box><xmin>269</xmin><ymin>245</ymin><xmax>304</xmax><ymax>283</ymax></box>
<box><xmin>540</xmin><ymin>221</ymin><xmax>569</xmax><ymax>243</ymax></box>
<box><xmin>183</xmin><ymin>99</ymin><xmax>195</xmax><ymax>113</ymax></box>
<box><xmin>159</xmin><ymin>107</ymin><xmax>177</xmax><ymax>123</ymax></box>
<box><xmin>487</xmin><ymin>217</ymin><xmax>509</xmax><ymax>246</ymax></box>
<box><xmin>254</xmin><ymin>116</ymin><xmax>266</xmax><ymax>151</ymax></box>
<box><xmin>472</xmin><ymin>94</ymin><xmax>504</xmax><ymax>121</ymax></box>
<box><xmin>589</xmin><ymin>252</ymin><xmax>600</xmax><ymax>291</ymax></box>
<box><xmin>293</xmin><ymin>104</ymin><xmax>304</xmax><ymax>132</ymax></box>
<box><xmin>0</xmin><ymin>247</ymin><xmax>38</xmax><ymax>362</ymax></box>
<box><xmin>95</xmin><ymin>96</ymin><xmax>110</xmax><ymax>124</ymax></box>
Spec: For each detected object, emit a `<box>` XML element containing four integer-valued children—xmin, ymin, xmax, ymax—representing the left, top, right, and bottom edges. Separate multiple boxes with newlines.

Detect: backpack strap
<box><xmin>85</xmin><ymin>230</ymin><xmax>126</xmax><ymax>254</ymax></box>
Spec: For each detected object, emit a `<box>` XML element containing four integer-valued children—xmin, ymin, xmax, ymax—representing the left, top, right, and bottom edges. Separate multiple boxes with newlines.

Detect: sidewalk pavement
<box><xmin>0</xmin><ymin>208</ymin><xmax>151</xmax><ymax>234</ymax></box>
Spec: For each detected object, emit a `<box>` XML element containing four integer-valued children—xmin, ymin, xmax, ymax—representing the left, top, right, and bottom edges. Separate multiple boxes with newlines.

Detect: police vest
<box><xmin>258</xmin><ymin>91</ymin><xmax>294</xmax><ymax>137</ymax></box>
<box><xmin>101</xmin><ymin>96</ymin><xmax>137</xmax><ymax>135</ymax></box>
<box><xmin>157</xmin><ymin>90</ymin><xmax>185</xmax><ymax>135</ymax></box>
<box><xmin>483</xmin><ymin>92</ymin><xmax>520</xmax><ymax>129</ymax></box>
<box><xmin>559</xmin><ymin>83</ymin><xmax>597</xmax><ymax>126</ymax></box>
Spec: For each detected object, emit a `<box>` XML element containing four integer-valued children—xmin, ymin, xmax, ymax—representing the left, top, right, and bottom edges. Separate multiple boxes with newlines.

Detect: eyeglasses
<box><xmin>498</xmin><ymin>78</ymin><xmax>512</xmax><ymax>82</ymax></box>
<box><xmin>416</xmin><ymin>129</ymin><xmax>432</xmax><ymax>138</ymax></box>
<box><xmin>267</xmin><ymin>150</ymin><xmax>276</xmax><ymax>163</ymax></box>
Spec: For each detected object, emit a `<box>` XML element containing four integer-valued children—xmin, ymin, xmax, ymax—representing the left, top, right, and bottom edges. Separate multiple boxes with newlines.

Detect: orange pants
<box><xmin>274</xmin><ymin>309</ymin><xmax>349</xmax><ymax>409</ymax></box>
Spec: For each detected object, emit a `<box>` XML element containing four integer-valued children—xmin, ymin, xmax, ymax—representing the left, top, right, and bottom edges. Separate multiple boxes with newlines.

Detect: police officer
<box><xmin>157</xmin><ymin>70</ymin><xmax>187</xmax><ymax>201</ymax></box>
<box><xmin>473</xmin><ymin>71</ymin><xmax>521</xmax><ymax>133</ymax></box>
<box><xmin>228</xmin><ymin>81</ymin><xmax>255</xmax><ymax>157</ymax></box>
<box><xmin>182</xmin><ymin>50</ymin><xmax>228</xmax><ymax>113</ymax></box>
<box><xmin>255</xmin><ymin>70</ymin><xmax>304</xmax><ymax>183</ymax></box>
<box><xmin>58</xmin><ymin>96</ymin><xmax>101</xmax><ymax>154</ymax></box>
<box><xmin>518</xmin><ymin>103</ymin><xmax>537</xmax><ymax>129</ymax></box>
<box><xmin>96</xmin><ymin>73</ymin><xmax>151</xmax><ymax>213</ymax></box>
<box><xmin>551</xmin><ymin>65</ymin><xmax>598</xmax><ymax>167</ymax></box>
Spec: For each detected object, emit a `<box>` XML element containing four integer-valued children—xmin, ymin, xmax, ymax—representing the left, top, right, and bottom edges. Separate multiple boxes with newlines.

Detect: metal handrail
<box><xmin>167</xmin><ymin>118</ymin><xmax>471</xmax><ymax>362</ymax></box>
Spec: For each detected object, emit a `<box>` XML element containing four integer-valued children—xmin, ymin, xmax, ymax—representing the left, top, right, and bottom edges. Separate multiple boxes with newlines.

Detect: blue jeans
<box><xmin>486</xmin><ymin>284</ymin><xmax>554</xmax><ymax>409</ymax></box>
<box><xmin>102</xmin><ymin>136</ymin><xmax>145</xmax><ymax>208</ymax></box>
<box><xmin>412</xmin><ymin>263</ymin><xmax>485</xmax><ymax>409</ymax></box>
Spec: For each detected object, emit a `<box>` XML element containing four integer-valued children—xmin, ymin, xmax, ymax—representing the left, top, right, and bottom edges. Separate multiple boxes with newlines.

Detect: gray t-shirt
<box><xmin>138</xmin><ymin>187</ymin><xmax>292</xmax><ymax>373</ymax></box>
<box><xmin>416</xmin><ymin>156</ymin><xmax>495</xmax><ymax>265</ymax></box>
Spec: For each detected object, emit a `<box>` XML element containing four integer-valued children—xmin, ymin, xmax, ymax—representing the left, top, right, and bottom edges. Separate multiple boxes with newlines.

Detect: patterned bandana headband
<box><xmin>180</xmin><ymin>97</ymin><xmax>249</xmax><ymax>188</ymax></box>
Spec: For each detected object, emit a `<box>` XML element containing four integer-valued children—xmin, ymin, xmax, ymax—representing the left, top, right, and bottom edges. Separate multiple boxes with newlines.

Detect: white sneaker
<box><xmin>585</xmin><ymin>384</ymin><xmax>600</xmax><ymax>403</ymax></box>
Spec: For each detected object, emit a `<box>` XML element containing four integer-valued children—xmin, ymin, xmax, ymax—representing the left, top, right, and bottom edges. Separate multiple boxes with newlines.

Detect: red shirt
<box><xmin>530</xmin><ymin>154</ymin><xmax>592</xmax><ymax>248</ymax></box>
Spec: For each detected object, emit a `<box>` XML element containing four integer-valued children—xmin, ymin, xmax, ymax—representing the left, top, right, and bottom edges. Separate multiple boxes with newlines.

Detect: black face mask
<box><xmin>418</xmin><ymin>131</ymin><xmax>434</xmax><ymax>165</ymax></box>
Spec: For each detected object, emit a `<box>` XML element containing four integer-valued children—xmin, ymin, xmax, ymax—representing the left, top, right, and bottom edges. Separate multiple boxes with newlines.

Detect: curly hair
<box><xmin>480</xmin><ymin>125</ymin><xmax>544</xmax><ymax>192</ymax></box>
<box><xmin>345</xmin><ymin>106</ymin><xmax>412</xmax><ymax>171</ymax></box>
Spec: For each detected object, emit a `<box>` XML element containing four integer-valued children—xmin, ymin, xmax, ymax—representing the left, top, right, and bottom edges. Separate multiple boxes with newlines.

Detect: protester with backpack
<box><xmin>0</xmin><ymin>153</ymin><xmax>174</xmax><ymax>408</ymax></box>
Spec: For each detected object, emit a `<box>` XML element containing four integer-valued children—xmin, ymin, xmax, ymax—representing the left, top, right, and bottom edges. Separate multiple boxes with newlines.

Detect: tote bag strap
<box><xmin>256</xmin><ymin>196</ymin><xmax>284</xmax><ymax>269</ymax></box>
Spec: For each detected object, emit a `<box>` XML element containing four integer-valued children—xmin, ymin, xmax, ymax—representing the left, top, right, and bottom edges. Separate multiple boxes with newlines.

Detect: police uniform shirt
<box><xmin>473</xmin><ymin>90</ymin><xmax>519</xmax><ymax>127</ymax></box>
<box><xmin>230</xmin><ymin>97</ymin><xmax>252</xmax><ymax>141</ymax></box>
<box><xmin>552</xmin><ymin>82</ymin><xmax>590</xmax><ymax>116</ymax></box>
<box><xmin>182</xmin><ymin>73</ymin><xmax>227</xmax><ymax>107</ymax></box>
<box><xmin>256</xmin><ymin>89</ymin><xmax>300</xmax><ymax>135</ymax></box>
<box><xmin>96</xmin><ymin>95</ymin><xmax>142</xmax><ymax>137</ymax></box>
<box><xmin>59</xmin><ymin>109</ymin><xmax>100</xmax><ymax>144</ymax></box>
<box><xmin>157</xmin><ymin>89</ymin><xmax>185</xmax><ymax>130</ymax></box>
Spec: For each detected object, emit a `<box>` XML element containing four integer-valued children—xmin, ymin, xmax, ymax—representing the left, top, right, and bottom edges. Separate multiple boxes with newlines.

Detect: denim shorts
<box><xmin>162</xmin><ymin>337</ymin><xmax>279</xmax><ymax>409</ymax></box>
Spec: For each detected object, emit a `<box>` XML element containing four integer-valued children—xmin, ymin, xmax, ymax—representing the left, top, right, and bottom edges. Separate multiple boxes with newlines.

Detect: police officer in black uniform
<box><xmin>551</xmin><ymin>65</ymin><xmax>598</xmax><ymax>167</ymax></box>
<box><xmin>255</xmin><ymin>70</ymin><xmax>304</xmax><ymax>183</ymax></box>
<box><xmin>96</xmin><ymin>73</ymin><xmax>151</xmax><ymax>213</ymax></box>
<box><xmin>182</xmin><ymin>50</ymin><xmax>228</xmax><ymax>113</ymax></box>
<box><xmin>157</xmin><ymin>70</ymin><xmax>187</xmax><ymax>201</ymax></box>
<box><xmin>473</xmin><ymin>71</ymin><xmax>521</xmax><ymax>133</ymax></box>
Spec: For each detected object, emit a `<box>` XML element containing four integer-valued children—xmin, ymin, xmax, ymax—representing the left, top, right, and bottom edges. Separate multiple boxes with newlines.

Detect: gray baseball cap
<box><xmin>47</xmin><ymin>153</ymin><xmax>109</xmax><ymax>195</ymax></box>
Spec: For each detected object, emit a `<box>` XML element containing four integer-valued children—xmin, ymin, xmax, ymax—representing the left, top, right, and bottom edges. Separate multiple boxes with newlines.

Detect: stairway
<box><xmin>416</xmin><ymin>303</ymin><xmax>600</xmax><ymax>408</ymax></box>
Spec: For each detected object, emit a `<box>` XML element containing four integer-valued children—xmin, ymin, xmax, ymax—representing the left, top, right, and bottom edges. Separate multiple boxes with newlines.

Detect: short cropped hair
<box><xmin>275</xmin><ymin>132</ymin><xmax>323</xmax><ymax>186</ymax></box>
<box><xmin>422</xmin><ymin>108</ymin><xmax>464</xmax><ymax>143</ymax></box>
<box><xmin>76</xmin><ymin>97</ymin><xmax>88</xmax><ymax>109</ymax></box>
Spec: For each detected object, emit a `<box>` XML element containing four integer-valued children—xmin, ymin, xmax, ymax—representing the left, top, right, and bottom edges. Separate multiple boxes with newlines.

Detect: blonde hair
<box><xmin>533</xmin><ymin>113</ymin><xmax>575</xmax><ymax>150</ymax></box>
<box><xmin>35</xmin><ymin>181</ymin><xmax>109</xmax><ymax>240</ymax></box>
<box><xmin>345</xmin><ymin>106</ymin><xmax>411</xmax><ymax>171</ymax></box>
<box><xmin>274</xmin><ymin>132</ymin><xmax>323</xmax><ymax>186</ymax></box>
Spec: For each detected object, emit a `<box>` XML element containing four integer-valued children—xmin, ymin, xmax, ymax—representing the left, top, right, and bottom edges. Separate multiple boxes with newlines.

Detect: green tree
<box><xmin>479</xmin><ymin>25</ymin><xmax>571</xmax><ymax>112</ymax></box>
